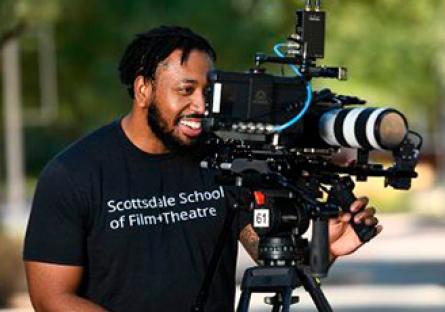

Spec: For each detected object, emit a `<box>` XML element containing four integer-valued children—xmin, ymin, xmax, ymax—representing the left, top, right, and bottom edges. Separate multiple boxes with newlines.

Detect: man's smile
<box><xmin>177</xmin><ymin>116</ymin><xmax>203</xmax><ymax>137</ymax></box>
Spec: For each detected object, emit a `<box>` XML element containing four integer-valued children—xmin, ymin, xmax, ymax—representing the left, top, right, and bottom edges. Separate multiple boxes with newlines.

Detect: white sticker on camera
<box><xmin>212</xmin><ymin>83</ymin><xmax>222</xmax><ymax>113</ymax></box>
<box><xmin>254</xmin><ymin>209</ymin><xmax>270</xmax><ymax>228</ymax></box>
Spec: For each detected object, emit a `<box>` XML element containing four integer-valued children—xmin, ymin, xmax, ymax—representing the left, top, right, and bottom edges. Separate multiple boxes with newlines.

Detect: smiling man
<box><xmin>23</xmin><ymin>26</ymin><xmax>381</xmax><ymax>312</ymax></box>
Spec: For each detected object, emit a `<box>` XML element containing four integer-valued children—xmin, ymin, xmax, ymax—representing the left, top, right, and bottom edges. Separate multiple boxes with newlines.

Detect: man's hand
<box><xmin>328</xmin><ymin>197</ymin><xmax>383</xmax><ymax>260</ymax></box>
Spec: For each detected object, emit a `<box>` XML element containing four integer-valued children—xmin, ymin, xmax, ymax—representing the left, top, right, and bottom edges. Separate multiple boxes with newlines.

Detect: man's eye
<box><xmin>179</xmin><ymin>87</ymin><xmax>194</xmax><ymax>95</ymax></box>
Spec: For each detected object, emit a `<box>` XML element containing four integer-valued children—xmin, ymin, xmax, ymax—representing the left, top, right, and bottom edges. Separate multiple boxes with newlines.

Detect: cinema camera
<box><xmin>192</xmin><ymin>1</ymin><xmax>422</xmax><ymax>311</ymax></box>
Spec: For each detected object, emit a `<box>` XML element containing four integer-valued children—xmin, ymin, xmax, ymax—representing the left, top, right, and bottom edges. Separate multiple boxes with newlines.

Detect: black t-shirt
<box><xmin>24</xmin><ymin>120</ymin><xmax>250</xmax><ymax>312</ymax></box>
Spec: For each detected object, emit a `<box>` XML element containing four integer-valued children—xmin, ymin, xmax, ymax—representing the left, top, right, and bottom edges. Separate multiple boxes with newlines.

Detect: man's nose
<box><xmin>191</xmin><ymin>92</ymin><xmax>206</xmax><ymax>114</ymax></box>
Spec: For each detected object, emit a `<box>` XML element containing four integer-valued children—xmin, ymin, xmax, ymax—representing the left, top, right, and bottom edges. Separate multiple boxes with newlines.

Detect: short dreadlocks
<box><xmin>118</xmin><ymin>26</ymin><xmax>216</xmax><ymax>98</ymax></box>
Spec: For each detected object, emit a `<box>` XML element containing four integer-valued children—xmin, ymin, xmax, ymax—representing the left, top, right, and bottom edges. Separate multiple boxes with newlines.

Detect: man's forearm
<box><xmin>32</xmin><ymin>293</ymin><xmax>107</xmax><ymax>312</ymax></box>
<box><xmin>239</xmin><ymin>224</ymin><xmax>260</xmax><ymax>262</ymax></box>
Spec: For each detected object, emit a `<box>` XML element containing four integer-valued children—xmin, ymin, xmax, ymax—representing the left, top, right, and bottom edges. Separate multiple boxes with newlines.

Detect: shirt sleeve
<box><xmin>23</xmin><ymin>160</ymin><xmax>89</xmax><ymax>265</ymax></box>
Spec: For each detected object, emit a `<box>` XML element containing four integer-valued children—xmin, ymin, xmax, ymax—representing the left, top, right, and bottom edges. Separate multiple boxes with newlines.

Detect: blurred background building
<box><xmin>0</xmin><ymin>0</ymin><xmax>444</xmax><ymax>310</ymax></box>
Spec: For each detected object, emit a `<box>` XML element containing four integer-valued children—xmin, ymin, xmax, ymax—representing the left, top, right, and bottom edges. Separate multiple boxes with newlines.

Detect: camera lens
<box><xmin>319</xmin><ymin>107</ymin><xmax>408</xmax><ymax>150</ymax></box>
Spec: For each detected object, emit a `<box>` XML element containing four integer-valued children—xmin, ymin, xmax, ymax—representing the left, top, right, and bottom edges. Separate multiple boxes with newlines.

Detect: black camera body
<box><xmin>205</xmin><ymin>70</ymin><xmax>306</xmax><ymax>141</ymax></box>
<box><xmin>205</xmin><ymin>69</ymin><xmax>410</xmax><ymax>151</ymax></box>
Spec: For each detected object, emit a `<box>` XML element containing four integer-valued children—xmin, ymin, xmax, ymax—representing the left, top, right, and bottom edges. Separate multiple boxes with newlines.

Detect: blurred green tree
<box><xmin>0</xmin><ymin>0</ymin><xmax>60</xmax><ymax>48</ymax></box>
<box><xmin>320</xmin><ymin>0</ymin><xmax>445</xmax><ymax>134</ymax></box>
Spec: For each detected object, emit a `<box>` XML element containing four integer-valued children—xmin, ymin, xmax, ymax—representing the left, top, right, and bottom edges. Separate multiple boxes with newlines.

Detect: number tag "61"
<box><xmin>254</xmin><ymin>209</ymin><xmax>270</xmax><ymax>228</ymax></box>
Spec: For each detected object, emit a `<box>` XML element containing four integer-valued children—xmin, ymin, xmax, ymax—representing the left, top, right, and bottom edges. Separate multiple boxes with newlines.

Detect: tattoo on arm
<box><xmin>239</xmin><ymin>224</ymin><xmax>260</xmax><ymax>262</ymax></box>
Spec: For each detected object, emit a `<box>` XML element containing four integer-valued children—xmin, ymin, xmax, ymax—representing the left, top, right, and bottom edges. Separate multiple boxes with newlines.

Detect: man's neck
<box><xmin>121</xmin><ymin>112</ymin><xmax>169</xmax><ymax>154</ymax></box>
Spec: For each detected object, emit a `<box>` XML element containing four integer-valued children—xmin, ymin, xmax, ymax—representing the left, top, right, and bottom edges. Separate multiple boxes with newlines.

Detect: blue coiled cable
<box><xmin>272</xmin><ymin>43</ymin><xmax>313</xmax><ymax>133</ymax></box>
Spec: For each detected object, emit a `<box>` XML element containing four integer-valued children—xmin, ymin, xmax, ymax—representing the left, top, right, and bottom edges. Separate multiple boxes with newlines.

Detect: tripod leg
<box><xmin>298</xmin><ymin>268</ymin><xmax>333</xmax><ymax>312</ymax></box>
<box><xmin>271</xmin><ymin>305</ymin><xmax>280</xmax><ymax>312</ymax></box>
<box><xmin>281</xmin><ymin>288</ymin><xmax>293</xmax><ymax>312</ymax></box>
<box><xmin>270</xmin><ymin>294</ymin><xmax>281</xmax><ymax>312</ymax></box>
<box><xmin>236</xmin><ymin>290</ymin><xmax>252</xmax><ymax>312</ymax></box>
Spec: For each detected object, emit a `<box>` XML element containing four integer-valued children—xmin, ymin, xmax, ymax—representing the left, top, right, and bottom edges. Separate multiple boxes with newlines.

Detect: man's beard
<box><xmin>146</xmin><ymin>99</ymin><xmax>206</xmax><ymax>156</ymax></box>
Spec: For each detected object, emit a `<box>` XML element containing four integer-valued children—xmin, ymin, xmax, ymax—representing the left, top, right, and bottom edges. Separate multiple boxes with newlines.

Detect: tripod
<box><xmin>191</xmin><ymin>186</ymin><xmax>338</xmax><ymax>312</ymax></box>
<box><xmin>237</xmin><ymin>265</ymin><xmax>333</xmax><ymax>312</ymax></box>
<box><xmin>237</xmin><ymin>232</ymin><xmax>333</xmax><ymax>312</ymax></box>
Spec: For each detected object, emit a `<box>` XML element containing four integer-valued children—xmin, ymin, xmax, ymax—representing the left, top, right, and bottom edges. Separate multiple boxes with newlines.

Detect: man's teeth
<box><xmin>179</xmin><ymin>119</ymin><xmax>201</xmax><ymax>130</ymax></box>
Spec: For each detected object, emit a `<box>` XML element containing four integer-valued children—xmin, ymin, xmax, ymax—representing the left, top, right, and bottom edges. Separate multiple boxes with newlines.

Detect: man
<box><xmin>23</xmin><ymin>26</ymin><xmax>381</xmax><ymax>312</ymax></box>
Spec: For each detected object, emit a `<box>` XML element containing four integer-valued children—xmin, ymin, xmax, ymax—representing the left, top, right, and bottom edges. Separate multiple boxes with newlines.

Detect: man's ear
<box><xmin>133</xmin><ymin>76</ymin><xmax>153</xmax><ymax>108</ymax></box>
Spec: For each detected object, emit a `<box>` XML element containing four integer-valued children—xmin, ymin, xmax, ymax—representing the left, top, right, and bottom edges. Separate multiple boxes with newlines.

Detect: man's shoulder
<box><xmin>47</xmin><ymin>119</ymin><xmax>121</xmax><ymax>174</ymax></box>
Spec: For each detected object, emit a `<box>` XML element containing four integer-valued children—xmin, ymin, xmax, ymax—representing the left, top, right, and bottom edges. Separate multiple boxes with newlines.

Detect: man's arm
<box><xmin>25</xmin><ymin>261</ymin><xmax>107</xmax><ymax>312</ymax></box>
<box><xmin>239</xmin><ymin>224</ymin><xmax>260</xmax><ymax>262</ymax></box>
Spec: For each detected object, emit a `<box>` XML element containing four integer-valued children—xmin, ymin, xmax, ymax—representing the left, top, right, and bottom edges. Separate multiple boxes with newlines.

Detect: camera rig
<box><xmin>192</xmin><ymin>1</ymin><xmax>422</xmax><ymax>311</ymax></box>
